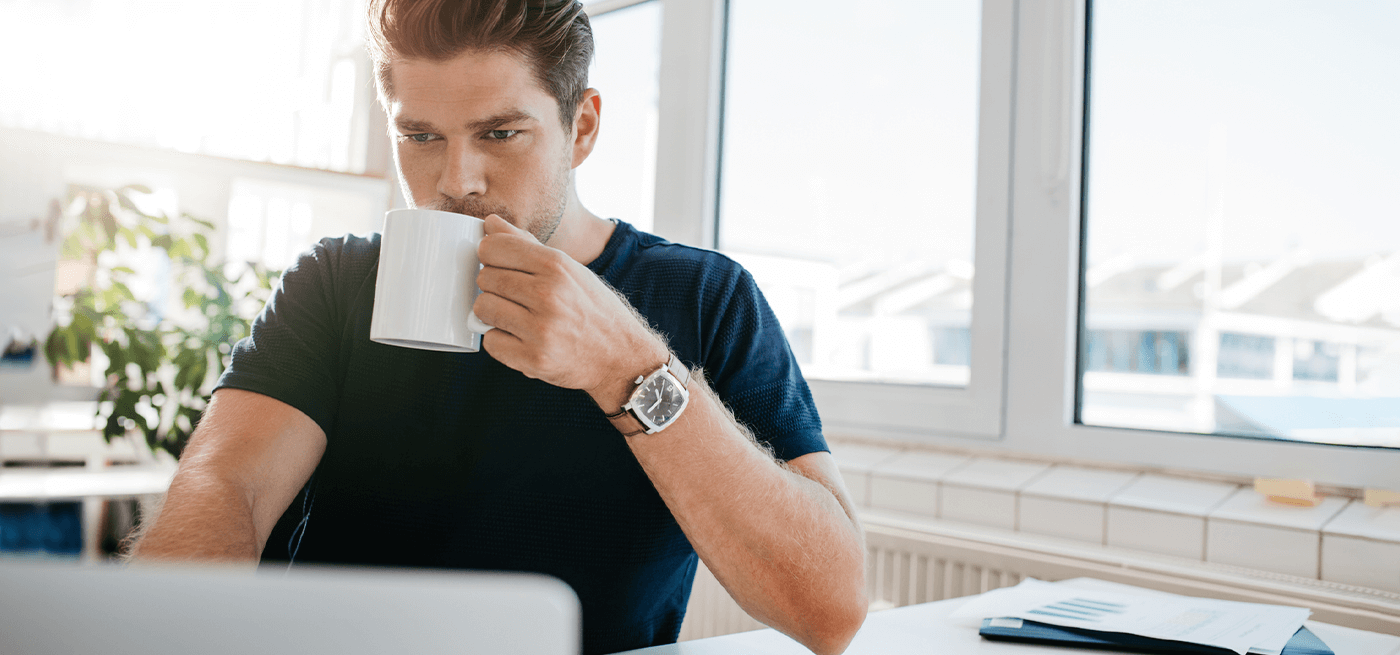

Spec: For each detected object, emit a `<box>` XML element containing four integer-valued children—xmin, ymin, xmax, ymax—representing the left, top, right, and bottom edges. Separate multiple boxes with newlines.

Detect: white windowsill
<box><xmin>830</xmin><ymin>436</ymin><xmax>1400</xmax><ymax>595</ymax></box>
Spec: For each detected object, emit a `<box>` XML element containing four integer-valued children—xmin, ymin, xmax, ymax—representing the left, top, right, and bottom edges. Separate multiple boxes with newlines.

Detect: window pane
<box><xmin>1080</xmin><ymin>0</ymin><xmax>1400</xmax><ymax>448</ymax></box>
<box><xmin>577</xmin><ymin>1</ymin><xmax>662</xmax><ymax>233</ymax></box>
<box><xmin>719</xmin><ymin>0</ymin><xmax>982</xmax><ymax>385</ymax></box>
<box><xmin>0</xmin><ymin>0</ymin><xmax>368</xmax><ymax>173</ymax></box>
<box><xmin>227</xmin><ymin>179</ymin><xmax>379</xmax><ymax>271</ymax></box>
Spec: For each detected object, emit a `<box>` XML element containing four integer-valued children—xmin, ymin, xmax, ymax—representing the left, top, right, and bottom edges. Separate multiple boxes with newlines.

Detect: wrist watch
<box><xmin>605</xmin><ymin>353</ymin><xmax>691</xmax><ymax>436</ymax></box>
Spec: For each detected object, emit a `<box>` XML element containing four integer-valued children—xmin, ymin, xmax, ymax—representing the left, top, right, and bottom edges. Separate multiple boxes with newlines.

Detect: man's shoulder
<box><xmin>609</xmin><ymin>223</ymin><xmax>750</xmax><ymax>287</ymax></box>
<box><xmin>312</xmin><ymin>232</ymin><xmax>381</xmax><ymax>262</ymax></box>
<box><xmin>603</xmin><ymin>224</ymin><xmax>767</xmax><ymax>343</ymax></box>
<box><xmin>285</xmin><ymin>232</ymin><xmax>380</xmax><ymax>278</ymax></box>
<box><xmin>269</xmin><ymin>233</ymin><xmax>381</xmax><ymax>310</ymax></box>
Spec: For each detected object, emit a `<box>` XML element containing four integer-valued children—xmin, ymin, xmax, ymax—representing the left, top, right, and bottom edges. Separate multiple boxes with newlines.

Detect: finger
<box><xmin>472</xmin><ymin>289</ymin><xmax>534</xmax><ymax>338</ymax></box>
<box><xmin>482</xmin><ymin>213</ymin><xmax>534</xmax><ymax>240</ymax></box>
<box><xmin>478</xmin><ymin>231</ymin><xmax>563</xmax><ymax>274</ymax></box>
<box><xmin>476</xmin><ymin>265</ymin><xmax>546</xmax><ymax>311</ymax></box>
<box><xmin>479</xmin><ymin>326</ymin><xmax>529</xmax><ymax>368</ymax></box>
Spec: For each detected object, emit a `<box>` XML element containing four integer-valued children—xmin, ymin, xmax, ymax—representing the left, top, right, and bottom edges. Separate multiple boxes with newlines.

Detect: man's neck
<box><xmin>546</xmin><ymin>194</ymin><xmax>615</xmax><ymax>267</ymax></box>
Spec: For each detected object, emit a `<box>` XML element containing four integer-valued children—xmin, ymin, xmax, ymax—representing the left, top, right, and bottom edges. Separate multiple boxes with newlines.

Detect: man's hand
<box><xmin>473</xmin><ymin>214</ymin><xmax>664</xmax><ymax>406</ymax></box>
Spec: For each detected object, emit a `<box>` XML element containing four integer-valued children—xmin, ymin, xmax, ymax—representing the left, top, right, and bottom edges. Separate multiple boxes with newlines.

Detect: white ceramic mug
<box><xmin>370</xmin><ymin>209</ymin><xmax>494</xmax><ymax>352</ymax></box>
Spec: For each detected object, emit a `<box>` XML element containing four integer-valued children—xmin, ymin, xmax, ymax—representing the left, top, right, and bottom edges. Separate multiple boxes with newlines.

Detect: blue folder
<box><xmin>979</xmin><ymin>617</ymin><xmax>1333</xmax><ymax>655</ymax></box>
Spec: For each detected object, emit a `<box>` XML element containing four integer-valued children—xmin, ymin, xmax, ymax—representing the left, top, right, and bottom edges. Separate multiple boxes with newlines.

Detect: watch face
<box><xmin>637</xmin><ymin>373</ymin><xmax>686</xmax><ymax>430</ymax></box>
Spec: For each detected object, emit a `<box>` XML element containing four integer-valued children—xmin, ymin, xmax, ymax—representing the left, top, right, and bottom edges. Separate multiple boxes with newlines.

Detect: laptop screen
<box><xmin>0</xmin><ymin>559</ymin><xmax>580</xmax><ymax>655</ymax></box>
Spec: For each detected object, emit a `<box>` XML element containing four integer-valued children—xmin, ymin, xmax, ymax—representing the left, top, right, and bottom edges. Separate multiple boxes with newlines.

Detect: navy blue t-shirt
<box><xmin>215</xmin><ymin>220</ymin><xmax>827</xmax><ymax>654</ymax></box>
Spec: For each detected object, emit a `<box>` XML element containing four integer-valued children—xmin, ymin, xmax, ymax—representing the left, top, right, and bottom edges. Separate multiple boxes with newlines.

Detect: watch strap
<box><xmin>665</xmin><ymin>353</ymin><xmax>691</xmax><ymax>389</ymax></box>
<box><xmin>604</xmin><ymin>407</ymin><xmax>648</xmax><ymax>437</ymax></box>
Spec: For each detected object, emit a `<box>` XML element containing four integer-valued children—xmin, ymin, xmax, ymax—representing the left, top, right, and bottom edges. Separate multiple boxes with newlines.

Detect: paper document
<box><xmin>950</xmin><ymin>579</ymin><xmax>1311</xmax><ymax>655</ymax></box>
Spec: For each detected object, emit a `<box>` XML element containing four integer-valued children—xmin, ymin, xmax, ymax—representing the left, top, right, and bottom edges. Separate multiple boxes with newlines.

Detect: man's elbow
<box><xmin>798</xmin><ymin>586</ymin><xmax>868</xmax><ymax>655</ymax></box>
<box><xmin>784</xmin><ymin>571</ymin><xmax>868</xmax><ymax>652</ymax></box>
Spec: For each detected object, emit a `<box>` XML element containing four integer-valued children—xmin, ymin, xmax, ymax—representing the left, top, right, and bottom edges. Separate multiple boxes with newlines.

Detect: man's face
<box><xmin>387</xmin><ymin>50</ymin><xmax>574</xmax><ymax>243</ymax></box>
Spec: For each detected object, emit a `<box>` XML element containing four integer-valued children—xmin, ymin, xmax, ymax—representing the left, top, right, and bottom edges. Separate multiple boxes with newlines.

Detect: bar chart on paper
<box><xmin>1027</xmin><ymin>597</ymin><xmax>1127</xmax><ymax>622</ymax></box>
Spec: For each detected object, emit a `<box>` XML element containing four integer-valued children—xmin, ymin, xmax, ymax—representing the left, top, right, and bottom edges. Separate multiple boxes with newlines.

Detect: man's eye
<box><xmin>405</xmin><ymin>133</ymin><xmax>438</xmax><ymax>143</ymax></box>
<box><xmin>486</xmin><ymin>130</ymin><xmax>519</xmax><ymax>140</ymax></box>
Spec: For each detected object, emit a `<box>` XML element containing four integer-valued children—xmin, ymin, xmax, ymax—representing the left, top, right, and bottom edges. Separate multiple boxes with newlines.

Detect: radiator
<box><xmin>678</xmin><ymin>511</ymin><xmax>1400</xmax><ymax>641</ymax></box>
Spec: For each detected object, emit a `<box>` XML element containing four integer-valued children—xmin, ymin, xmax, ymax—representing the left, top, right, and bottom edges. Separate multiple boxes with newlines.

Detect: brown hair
<box><xmin>366</xmin><ymin>0</ymin><xmax>593</xmax><ymax>127</ymax></box>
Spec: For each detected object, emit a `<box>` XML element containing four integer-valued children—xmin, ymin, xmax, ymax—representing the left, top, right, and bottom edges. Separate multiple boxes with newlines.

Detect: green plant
<box><xmin>44</xmin><ymin>185</ymin><xmax>279</xmax><ymax>457</ymax></box>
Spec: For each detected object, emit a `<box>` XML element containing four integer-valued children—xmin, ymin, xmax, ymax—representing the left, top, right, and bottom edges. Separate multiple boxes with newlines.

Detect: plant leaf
<box><xmin>110</xmin><ymin>281</ymin><xmax>136</xmax><ymax>302</ymax></box>
<box><xmin>184</xmin><ymin>214</ymin><xmax>216</xmax><ymax>231</ymax></box>
<box><xmin>114</xmin><ymin>192</ymin><xmax>141</xmax><ymax>217</ymax></box>
<box><xmin>168</xmin><ymin>240</ymin><xmax>190</xmax><ymax>259</ymax></box>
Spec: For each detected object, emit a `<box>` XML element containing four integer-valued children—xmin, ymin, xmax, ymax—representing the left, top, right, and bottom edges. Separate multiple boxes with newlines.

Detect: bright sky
<box><xmin>718</xmin><ymin>0</ymin><xmax>981</xmax><ymax>267</ymax></box>
<box><xmin>1087</xmin><ymin>0</ymin><xmax>1400</xmax><ymax>266</ymax></box>
<box><xmin>0</xmin><ymin>0</ymin><xmax>364</xmax><ymax>172</ymax></box>
<box><xmin>714</xmin><ymin>0</ymin><xmax>1400</xmax><ymax>271</ymax></box>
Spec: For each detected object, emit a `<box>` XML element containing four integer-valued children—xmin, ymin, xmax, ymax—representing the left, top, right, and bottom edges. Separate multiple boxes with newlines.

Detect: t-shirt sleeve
<box><xmin>700</xmin><ymin>264</ymin><xmax>827</xmax><ymax>462</ymax></box>
<box><xmin>214</xmin><ymin>238</ymin><xmax>348</xmax><ymax>437</ymax></box>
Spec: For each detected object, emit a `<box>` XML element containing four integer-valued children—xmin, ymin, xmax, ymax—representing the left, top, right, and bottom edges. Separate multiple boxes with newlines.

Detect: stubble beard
<box><xmin>427</xmin><ymin>160</ymin><xmax>571</xmax><ymax>246</ymax></box>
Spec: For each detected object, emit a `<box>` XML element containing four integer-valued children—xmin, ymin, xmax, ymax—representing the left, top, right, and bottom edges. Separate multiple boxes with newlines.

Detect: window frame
<box><xmin>649</xmin><ymin>0</ymin><xmax>1016</xmax><ymax>439</ymax></box>
<box><xmin>1001</xmin><ymin>0</ymin><xmax>1400</xmax><ymax>488</ymax></box>
<box><xmin>625</xmin><ymin>0</ymin><xmax>1400</xmax><ymax>488</ymax></box>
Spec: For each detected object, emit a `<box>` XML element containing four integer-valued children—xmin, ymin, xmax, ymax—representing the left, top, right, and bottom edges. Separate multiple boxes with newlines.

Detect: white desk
<box><xmin>0</xmin><ymin>464</ymin><xmax>175</xmax><ymax>500</ymax></box>
<box><xmin>622</xmin><ymin>579</ymin><xmax>1400</xmax><ymax>655</ymax></box>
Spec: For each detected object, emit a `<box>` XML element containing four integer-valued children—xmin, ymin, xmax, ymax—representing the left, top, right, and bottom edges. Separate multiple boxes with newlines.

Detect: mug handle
<box><xmin>466</xmin><ymin>311</ymin><xmax>494</xmax><ymax>335</ymax></box>
<box><xmin>467</xmin><ymin>238</ymin><xmax>495</xmax><ymax>335</ymax></box>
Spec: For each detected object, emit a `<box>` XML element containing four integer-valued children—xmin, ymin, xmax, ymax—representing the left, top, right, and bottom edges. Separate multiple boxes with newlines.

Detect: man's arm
<box><xmin>129</xmin><ymin>388</ymin><xmax>326</xmax><ymax>562</ymax></box>
<box><xmin>617</xmin><ymin>378</ymin><xmax>868</xmax><ymax>655</ymax></box>
<box><xmin>473</xmin><ymin>216</ymin><xmax>868</xmax><ymax>655</ymax></box>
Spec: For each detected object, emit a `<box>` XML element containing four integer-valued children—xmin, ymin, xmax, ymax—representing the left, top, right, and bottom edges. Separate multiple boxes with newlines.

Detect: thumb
<box><xmin>483</xmin><ymin>214</ymin><xmax>533</xmax><ymax>240</ymax></box>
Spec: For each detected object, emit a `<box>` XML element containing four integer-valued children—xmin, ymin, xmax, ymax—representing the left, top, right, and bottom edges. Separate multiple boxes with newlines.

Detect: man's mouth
<box><xmin>429</xmin><ymin>197</ymin><xmax>514</xmax><ymax>223</ymax></box>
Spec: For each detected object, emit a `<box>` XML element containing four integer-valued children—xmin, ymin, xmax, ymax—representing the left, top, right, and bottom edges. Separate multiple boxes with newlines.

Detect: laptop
<box><xmin>0</xmin><ymin>559</ymin><xmax>580</xmax><ymax>655</ymax></box>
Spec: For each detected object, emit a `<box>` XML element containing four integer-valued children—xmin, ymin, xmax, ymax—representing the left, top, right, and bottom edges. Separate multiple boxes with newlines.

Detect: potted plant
<box><xmin>44</xmin><ymin>185</ymin><xmax>279</xmax><ymax>457</ymax></box>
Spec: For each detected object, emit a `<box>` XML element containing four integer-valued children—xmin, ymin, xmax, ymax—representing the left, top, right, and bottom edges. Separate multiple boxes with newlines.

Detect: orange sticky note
<box><xmin>1254</xmin><ymin>478</ymin><xmax>1321</xmax><ymax>507</ymax></box>
<box><xmin>1364</xmin><ymin>488</ymin><xmax>1400</xmax><ymax>508</ymax></box>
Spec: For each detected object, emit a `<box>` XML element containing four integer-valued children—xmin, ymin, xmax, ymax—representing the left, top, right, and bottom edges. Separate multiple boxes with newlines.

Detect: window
<box><xmin>698</xmin><ymin>0</ymin><xmax>1012</xmax><ymax>437</ymax></box>
<box><xmin>226</xmin><ymin>179</ymin><xmax>380</xmax><ymax>271</ymax></box>
<box><xmin>1</xmin><ymin>0</ymin><xmax>371</xmax><ymax>173</ymax></box>
<box><xmin>577</xmin><ymin>1</ymin><xmax>663</xmax><ymax>232</ymax></box>
<box><xmin>998</xmin><ymin>0</ymin><xmax>1400</xmax><ymax>489</ymax></box>
<box><xmin>718</xmin><ymin>0</ymin><xmax>983</xmax><ymax>387</ymax></box>
<box><xmin>1216</xmin><ymin>334</ymin><xmax>1273</xmax><ymax>381</ymax></box>
<box><xmin>1084</xmin><ymin>330</ymin><xmax>1189</xmax><ymax>376</ymax></box>
<box><xmin>1079</xmin><ymin>0</ymin><xmax>1400</xmax><ymax>448</ymax></box>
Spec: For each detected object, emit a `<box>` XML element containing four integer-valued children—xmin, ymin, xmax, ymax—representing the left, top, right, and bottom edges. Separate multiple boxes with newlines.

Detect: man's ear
<box><xmin>570</xmin><ymin>88</ymin><xmax>602</xmax><ymax>169</ymax></box>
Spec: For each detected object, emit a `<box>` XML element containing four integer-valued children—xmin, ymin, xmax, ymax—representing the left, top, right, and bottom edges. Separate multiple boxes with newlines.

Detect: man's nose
<box><xmin>438</xmin><ymin>141</ymin><xmax>487</xmax><ymax>199</ymax></box>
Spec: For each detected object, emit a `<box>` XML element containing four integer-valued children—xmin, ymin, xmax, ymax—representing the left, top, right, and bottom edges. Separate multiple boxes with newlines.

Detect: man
<box><xmin>131</xmin><ymin>1</ymin><xmax>867</xmax><ymax>653</ymax></box>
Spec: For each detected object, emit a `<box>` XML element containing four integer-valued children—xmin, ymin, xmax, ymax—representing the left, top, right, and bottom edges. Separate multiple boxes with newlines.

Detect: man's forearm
<box><xmin>130</xmin><ymin>465</ymin><xmax>261</xmax><ymax>563</ymax></box>
<box><xmin>597</xmin><ymin>377</ymin><xmax>868</xmax><ymax>655</ymax></box>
